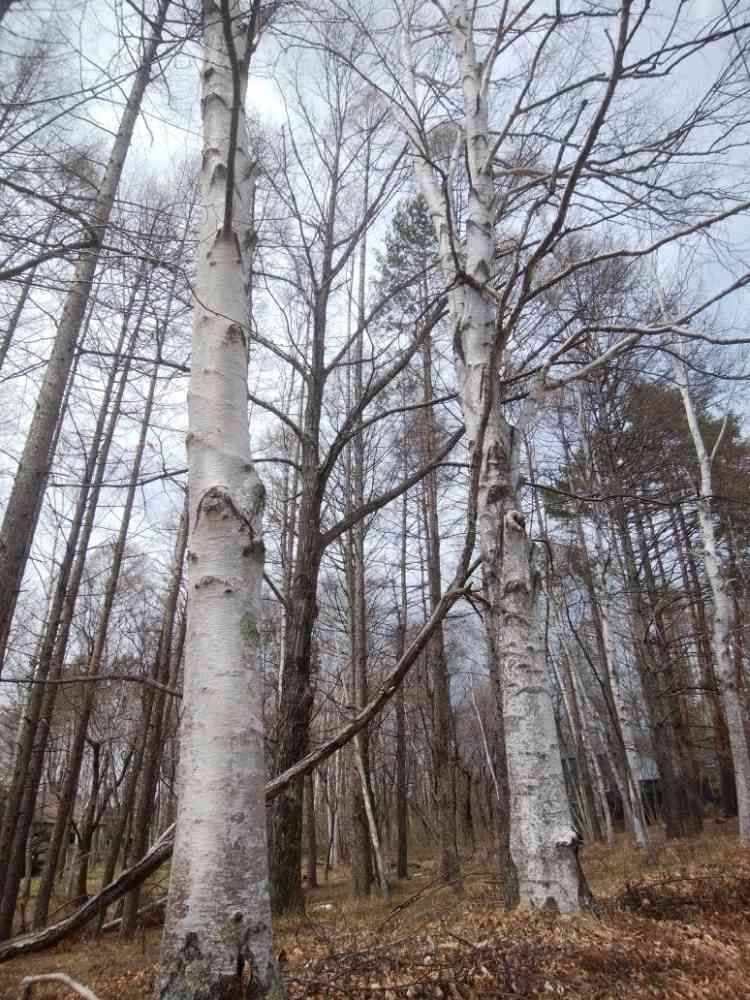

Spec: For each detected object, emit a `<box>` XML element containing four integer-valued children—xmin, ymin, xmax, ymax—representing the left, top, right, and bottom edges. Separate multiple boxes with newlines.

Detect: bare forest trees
<box><xmin>1</xmin><ymin>2</ymin><xmax>750</xmax><ymax>994</ymax></box>
<box><xmin>0</xmin><ymin>0</ymin><xmax>171</xmax><ymax>672</ymax></box>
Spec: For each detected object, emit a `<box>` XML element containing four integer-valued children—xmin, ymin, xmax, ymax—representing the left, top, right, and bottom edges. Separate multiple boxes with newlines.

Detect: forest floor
<box><xmin>2</xmin><ymin>818</ymin><xmax>749</xmax><ymax>999</ymax></box>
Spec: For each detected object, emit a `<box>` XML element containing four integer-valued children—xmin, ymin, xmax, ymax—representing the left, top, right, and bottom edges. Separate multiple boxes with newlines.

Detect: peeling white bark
<box><xmin>157</xmin><ymin>2</ymin><xmax>282</xmax><ymax>997</ymax></box>
<box><xmin>398</xmin><ymin>1</ymin><xmax>581</xmax><ymax>912</ymax></box>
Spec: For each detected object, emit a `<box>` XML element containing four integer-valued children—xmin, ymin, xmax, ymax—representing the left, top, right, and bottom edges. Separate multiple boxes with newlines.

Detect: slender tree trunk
<box><xmin>157</xmin><ymin>2</ymin><xmax>281</xmax><ymax>994</ymax></box>
<box><xmin>73</xmin><ymin>742</ymin><xmax>101</xmax><ymax>904</ymax></box>
<box><xmin>304</xmin><ymin>773</ymin><xmax>318</xmax><ymax>890</ymax></box>
<box><xmin>32</xmin><ymin>355</ymin><xmax>161</xmax><ymax>929</ymax></box>
<box><xmin>120</xmin><ymin>502</ymin><xmax>188</xmax><ymax>935</ymax></box>
<box><xmin>395</xmin><ymin>490</ymin><xmax>409</xmax><ymax>880</ymax></box>
<box><xmin>420</xmin><ymin>333</ymin><xmax>461</xmax><ymax>886</ymax></box>
<box><xmin>673</xmin><ymin>505</ymin><xmax>736</xmax><ymax>814</ymax></box>
<box><xmin>675</xmin><ymin>361</ymin><xmax>750</xmax><ymax>843</ymax></box>
<box><xmin>0</xmin><ymin>0</ymin><xmax>170</xmax><ymax>673</ymax></box>
<box><xmin>0</xmin><ymin>213</ymin><xmax>56</xmax><ymax>373</ymax></box>
<box><xmin>269</xmin><ymin>504</ymin><xmax>321</xmax><ymax>913</ymax></box>
<box><xmin>353</xmin><ymin>743</ymin><xmax>389</xmax><ymax>901</ymax></box>
<box><xmin>584</xmin><ymin>522</ymin><xmax>652</xmax><ymax>853</ymax></box>
<box><xmin>566</xmin><ymin>658</ymin><xmax>615</xmax><ymax>847</ymax></box>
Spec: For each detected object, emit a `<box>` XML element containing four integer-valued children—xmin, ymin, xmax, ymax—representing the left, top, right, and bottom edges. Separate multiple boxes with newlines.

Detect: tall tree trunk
<box><xmin>269</xmin><ymin>496</ymin><xmax>321</xmax><ymax>913</ymax></box>
<box><xmin>395</xmin><ymin>489</ymin><xmax>409</xmax><ymax>881</ymax></box>
<box><xmin>420</xmin><ymin>332</ymin><xmax>461</xmax><ymax>887</ymax></box>
<box><xmin>675</xmin><ymin>360</ymin><xmax>750</xmax><ymax>843</ymax></box>
<box><xmin>73</xmin><ymin>742</ymin><xmax>101</xmax><ymax>904</ymax></box>
<box><xmin>673</xmin><ymin>505</ymin><xmax>737</xmax><ymax>814</ymax></box>
<box><xmin>402</xmin><ymin>8</ymin><xmax>582</xmax><ymax>911</ymax></box>
<box><xmin>0</xmin><ymin>0</ymin><xmax>170</xmax><ymax>673</ymax></box>
<box><xmin>157</xmin><ymin>1</ymin><xmax>281</xmax><ymax>994</ymax></box>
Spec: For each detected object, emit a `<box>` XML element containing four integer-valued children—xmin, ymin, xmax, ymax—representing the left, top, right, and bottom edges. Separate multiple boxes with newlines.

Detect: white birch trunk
<box><xmin>399</xmin><ymin>2</ymin><xmax>581</xmax><ymax>912</ymax></box>
<box><xmin>157</xmin><ymin>2</ymin><xmax>282</xmax><ymax>997</ymax></box>
<box><xmin>674</xmin><ymin>359</ymin><xmax>750</xmax><ymax>843</ymax></box>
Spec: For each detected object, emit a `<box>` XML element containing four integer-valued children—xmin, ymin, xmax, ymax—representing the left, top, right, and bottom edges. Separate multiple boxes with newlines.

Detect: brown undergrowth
<box><xmin>2</xmin><ymin>819</ymin><xmax>748</xmax><ymax>999</ymax></box>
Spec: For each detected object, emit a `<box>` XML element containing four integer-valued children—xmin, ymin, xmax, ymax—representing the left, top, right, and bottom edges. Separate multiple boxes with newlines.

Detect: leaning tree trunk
<box><xmin>156</xmin><ymin>1</ymin><xmax>282</xmax><ymax>996</ymax></box>
<box><xmin>0</xmin><ymin>0</ymin><xmax>170</xmax><ymax>674</ymax></box>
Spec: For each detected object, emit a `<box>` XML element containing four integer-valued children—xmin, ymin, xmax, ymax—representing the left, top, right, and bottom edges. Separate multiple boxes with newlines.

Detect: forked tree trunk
<box><xmin>399</xmin><ymin>4</ymin><xmax>583</xmax><ymax>912</ymax></box>
<box><xmin>156</xmin><ymin>1</ymin><xmax>281</xmax><ymax>995</ymax></box>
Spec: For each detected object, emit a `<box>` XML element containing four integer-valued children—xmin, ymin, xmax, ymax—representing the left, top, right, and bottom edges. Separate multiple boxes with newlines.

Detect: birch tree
<box><xmin>319</xmin><ymin>0</ymin><xmax>750</xmax><ymax>910</ymax></box>
<box><xmin>157</xmin><ymin>0</ymin><xmax>283</xmax><ymax>996</ymax></box>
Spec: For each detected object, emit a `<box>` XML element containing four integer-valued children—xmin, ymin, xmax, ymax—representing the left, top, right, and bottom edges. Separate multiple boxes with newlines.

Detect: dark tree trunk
<box><xmin>674</xmin><ymin>507</ymin><xmax>737</xmax><ymax>815</ymax></box>
<box><xmin>615</xmin><ymin>508</ymin><xmax>688</xmax><ymax>840</ymax></box>
<box><xmin>120</xmin><ymin>503</ymin><xmax>187</xmax><ymax>935</ymax></box>
<box><xmin>0</xmin><ymin>268</ymin><xmax>149</xmax><ymax>940</ymax></box>
<box><xmin>73</xmin><ymin>742</ymin><xmax>101</xmax><ymax>904</ymax></box>
<box><xmin>0</xmin><ymin>0</ymin><xmax>169</xmax><ymax>674</ymax></box>
<box><xmin>420</xmin><ymin>331</ymin><xmax>461</xmax><ymax>887</ymax></box>
<box><xmin>32</xmin><ymin>358</ymin><xmax>159</xmax><ymax>929</ymax></box>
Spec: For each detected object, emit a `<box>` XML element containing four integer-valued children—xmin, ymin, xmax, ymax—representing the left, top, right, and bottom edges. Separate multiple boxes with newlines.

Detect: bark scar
<box><xmin>195</xmin><ymin>486</ymin><xmax>258</xmax><ymax>540</ymax></box>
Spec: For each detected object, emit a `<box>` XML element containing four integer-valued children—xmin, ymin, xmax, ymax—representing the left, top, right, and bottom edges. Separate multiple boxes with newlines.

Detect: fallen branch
<box><xmin>20</xmin><ymin>973</ymin><xmax>101</xmax><ymax>1000</ymax></box>
<box><xmin>0</xmin><ymin>561</ymin><xmax>479</xmax><ymax>965</ymax></box>
<box><xmin>0</xmin><ymin>829</ymin><xmax>173</xmax><ymax>963</ymax></box>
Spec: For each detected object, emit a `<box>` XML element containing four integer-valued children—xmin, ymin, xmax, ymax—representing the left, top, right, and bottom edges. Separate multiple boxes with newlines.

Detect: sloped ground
<box><xmin>2</xmin><ymin>820</ymin><xmax>749</xmax><ymax>999</ymax></box>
